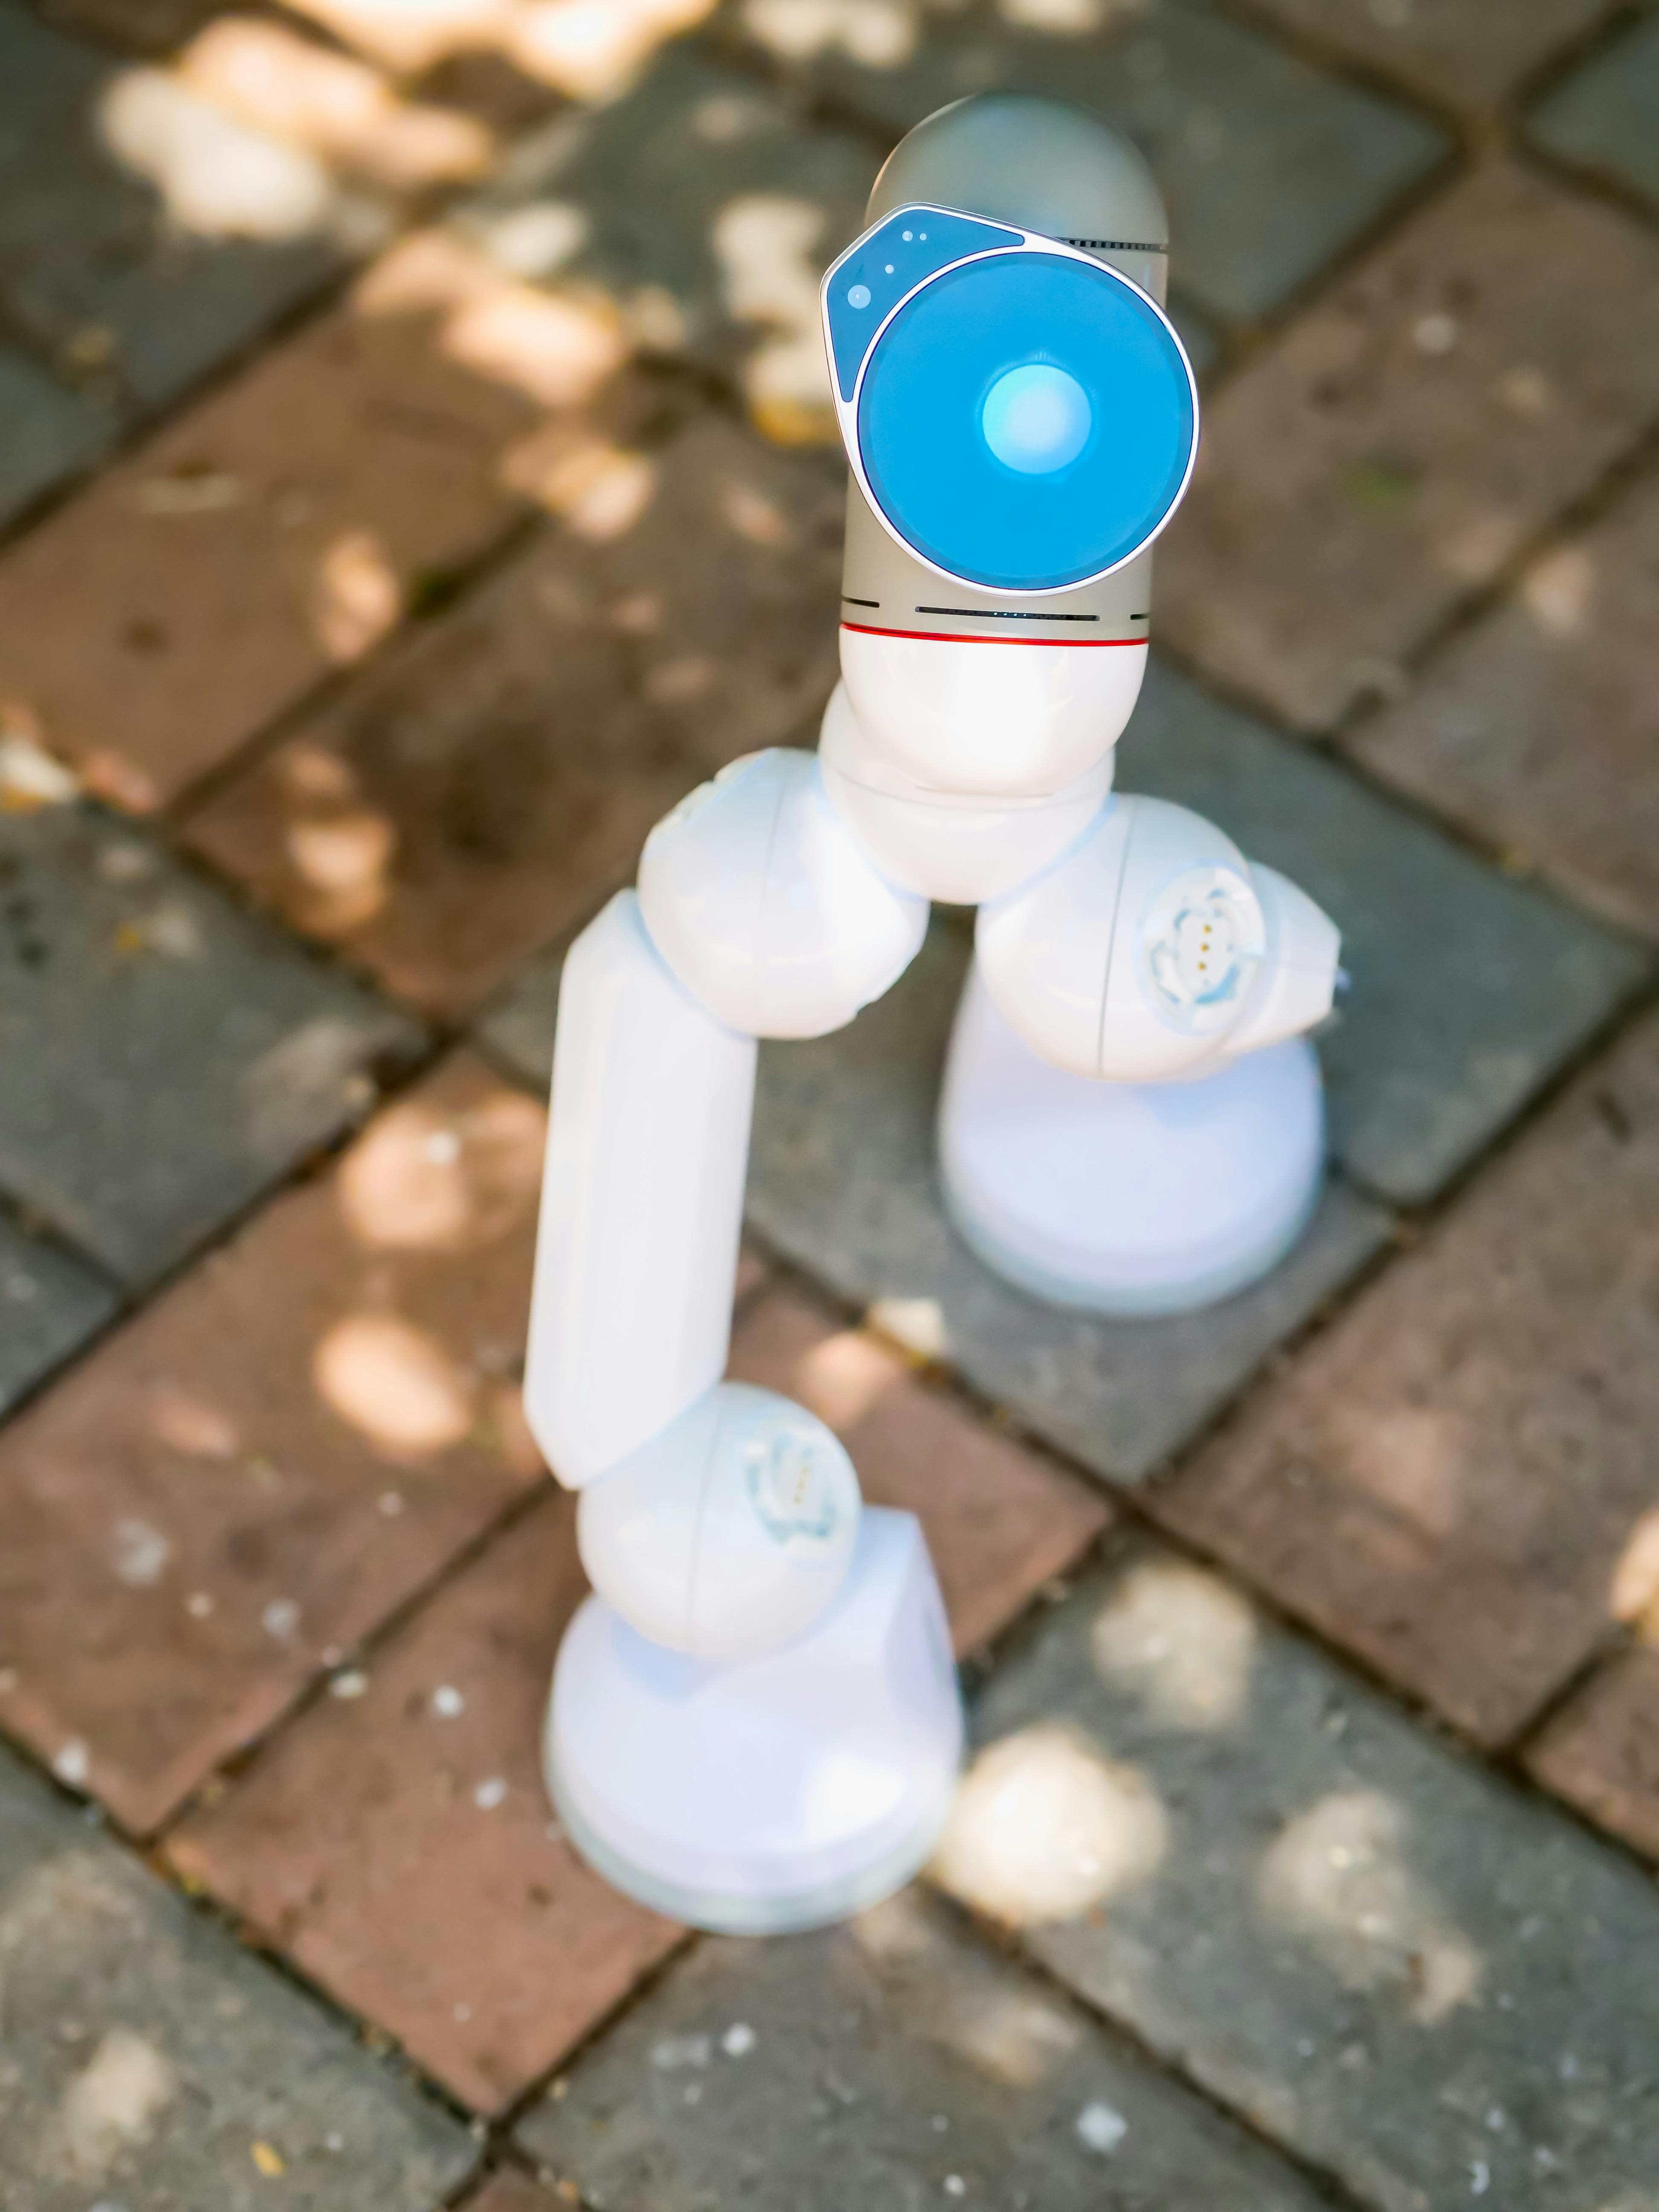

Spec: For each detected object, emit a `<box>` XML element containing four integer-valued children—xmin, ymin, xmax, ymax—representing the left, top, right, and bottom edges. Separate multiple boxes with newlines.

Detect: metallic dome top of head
<box><xmin>865</xmin><ymin>92</ymin><xmax>1167</xmax><ymax>249</ymax></box>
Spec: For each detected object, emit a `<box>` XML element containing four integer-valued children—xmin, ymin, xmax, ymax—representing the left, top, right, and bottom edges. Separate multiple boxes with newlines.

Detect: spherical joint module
<box><xmin>576</xmin><ymin>1383</ymin><xmax>862</xmax><ymax>1666</ymax></box>
<box><xmin>976</xmin><ymin>795</ymin><xmax>1337</xmax><ymax>1084</ymax></box>
<box><xmin>638</xmin><ymin>748</ymin><xmax>928</xmax><ymax>1039</ymax></box>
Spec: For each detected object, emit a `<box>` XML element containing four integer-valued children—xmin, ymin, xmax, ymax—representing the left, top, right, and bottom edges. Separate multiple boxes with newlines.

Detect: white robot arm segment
<box><xmin>523</xmin><ymin>890</ymin><xmax>755</xmax><ymax>1491</ymax></box>
<box><xmin>975</xmin><ymin>795</ymin><xmax>1339</xmax><ymax>1083</ymax></box>
<box><xmin>639</xmin><ymin>749</ymin><xmax>928</xmax><ymax>1039</ymax></box>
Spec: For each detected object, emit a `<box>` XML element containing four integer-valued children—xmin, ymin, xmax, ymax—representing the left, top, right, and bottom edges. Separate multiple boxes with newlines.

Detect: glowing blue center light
<box><xmin>981</xmin><ymin>363</ymin><xmax>1092</xmax><ymax>475</ymax></box>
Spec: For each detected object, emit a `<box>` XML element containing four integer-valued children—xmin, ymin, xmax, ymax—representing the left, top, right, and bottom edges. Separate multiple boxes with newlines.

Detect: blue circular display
<box><xmin>855</xmin><ymin>253</ymin><xmax>1196</xmax><ymax>593</ymax></box>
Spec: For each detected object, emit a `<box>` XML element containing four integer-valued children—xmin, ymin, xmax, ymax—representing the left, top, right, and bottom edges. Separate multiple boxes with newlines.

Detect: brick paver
<box><xmin>0</xmin><ymin>343</ymin><xmax>108</xmax><ymax>528</ymax></box>
<box><xmin>1528</xmin><ymin>1642</ymin><xmax>1659</xmax><ymax>1862</ymax></box>
<box><xmin>1529</xmin><ymin>12</ymin><xmax>1659</xmax><ymax>219</ymax></box>
<box><xmin>33</xmin><ymin>0</ymin><xmax>227</xmax><ymax>57</ymax></box>
<box><xmin>520</xmin><ymin>1885</ymin><xmax>1334</xmax><ymax>2211</ymax></box>
<box><xmin>0</xmin><ymin>230</ymin><xmax>589</xmax><ymax>812</ymax></box>
<box><xmin>1155</xmin><ymin>1009</ymin><xmax>1659</xmax><ymax>1747</ymax></box>
<box><xmin>1128</xmin><ymin>659</ymin><xmax>1644</xmax><ymax>1202</ymax></box>
<box><xmin>184</xmin><ymin>412</ymin><xmax>844</xmax><ymax>1016</ymax></box>
<box><xmin>0</xmin><ymin>797</ymin><xmax>420</xmax><ymax>1285</ymax></box>
<box><xmin>0</xmin><ymin>1211</ymin><xmax>116</xmax><ymax>1420</ymax></box>
<box><xmin>731</xmin><ymin>1286</ymin><xmax>1112</xmax><ymax>1658</ymax></box>
<box><xmin>951</xmin><ymin>1540</ymin><xmax>1659</xmax><ymax>2212</ymax></box>
<box><xmin>746</xmin><ymin>920</ymin><xmax>1392</xmax><ymax>1486</ymax></box>
<box><xmin>0</xmin><ymin>0</ymin><xmax>343</xmax><ymax>424</ymax></box>
<box><xmin>757</xmin><ymin>0</ymin><xmax>1446</xmax><ymax>330</ymax></box>
<box><xmin>1350</xmin><ymin>460</ymin><xmax>1659</xmax><ymax>945</ymax></box>
<box><xmin>1160</xmin><ymin>160</ymin><xmax>1659</xmax><ymax>731</ymax></box>
<box><xmin>1245</xmin><ymin>0</ymin><xmax>1609</xmax><ymax>109</ymax></box>
<box><xmin>467</xmin><ymin>2172</ymin><xmax>562</xmax><ymax>2212</ymax></box>
<box><xmin>0</xmin><ymin>1741</ymin><xmax>474</xmax><ymax>2212</ymax></box>
<box><xmin>167</xmin><ymin>1488</ymin><xmax>683</xmax><ymax>2117</ymax></box>
<box><xmin>0</xmin><ymin>1053</ymin><xmax>545</xmax><ymax>1834</ymax></box>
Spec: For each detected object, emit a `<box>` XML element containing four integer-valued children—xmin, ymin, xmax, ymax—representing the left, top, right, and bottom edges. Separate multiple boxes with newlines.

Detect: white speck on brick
<box><xmin>943</xmin><ymin>2177</ymin><xmax>966</xmax><ymax>2199</ymax></box>
<box><xmin>1077</xmin><ymin>2101</ymin><xmax>1128</xmax><ymax>2155</ymax></box>
<box><xmin>111</xmin><ymin>1517</ymin><xmax>171</xmax><ymax>1588</ymax></box>
<box><xmin>684</xmin><ymin>2083</ymin><xmax>703</xmax><ymax>2105</ymax></box>
<box><xmin>53</xmin><ymin>1741</ymin><xmax>89</xmax><ymax>1787</ymax></box>
<box><xmin>1486</xmin><ymin>2107</ymin><xmax>1505</xmax><ymax>2132</ymax></box>
<box><xmin>324</xmin><ymin>2131</ymin><xmax>345</xmax><ymax>2153</ymax></box>
<box><xmin>931</xmin><ymin>2115</ymin><xmax>949</xmax><ymax>2132</ymax></box>
<box><xmin>0</xmin><ymin>1668</ymin><xmax>18</xmax><ymax>1696</ymax></box>
<box><xmin>424</xmin><ymin>1129</ymin><xmax>462</xmax><ymax>1164</ymax></box>
<box><xmin>186</xmin><ymin>1592</ymin><xmax>213</xmax><ymax>1619</ymax></box>
<box><xmin>378</xmin><ymin>1490</ymin><xmax>405</xmax><ymax>1517</ymax></box>
<box><xmin>652</xmin><ymin>2034</ymin><xmax>711</xmax><ymax>2071</ymax></box>
<box><xmin>721</xmin><ymin>2023</ymin><xmax>756</xmax><ymax>2057</ymax></box>
<box><xmin>453</xmin><ymin>2004</ymin><xmax>472</xmax><ymax>2023</ymax></box>
<box><xmin>330</xmin><ymin>1670</ymin><xmax>369</xmax><ymax>1700</ymax></box>
<box><xmin>474</xmin><ymin>1777</ymin><xmax>508</xmax><ymax>1810</ymax></box>
<box><xmin>432</xmin><ymin>1685</ymin><xmax>465</xmax><ymax>1718</ymax></box>
<box><xmin>262</xmin><ymin>1598</ymin><xmax>300</xmax><ymax>1642</ymax></box>
<box><xmin>1471</xmin><ymin>2159</ymin><xmax>1490</xmax><ymax>2195</ymax></box>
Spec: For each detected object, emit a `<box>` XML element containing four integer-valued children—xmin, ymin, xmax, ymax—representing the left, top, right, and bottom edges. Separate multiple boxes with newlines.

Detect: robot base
<box><xmin>546</xmin><ymin>1509</ymin><xmax>963</xmax><ymax>1935</ymax></box>
<box><xmin>939</xmin><ymin>962</ymin><xmax>1326</xmax><ymax>1317</ymax></box>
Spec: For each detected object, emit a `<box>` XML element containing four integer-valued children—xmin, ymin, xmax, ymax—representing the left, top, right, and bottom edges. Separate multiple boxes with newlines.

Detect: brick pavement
<box><xmin>3</xmin><ymin>1</ymin><xmax>1659</xmax><ymax>2206</ymax></box>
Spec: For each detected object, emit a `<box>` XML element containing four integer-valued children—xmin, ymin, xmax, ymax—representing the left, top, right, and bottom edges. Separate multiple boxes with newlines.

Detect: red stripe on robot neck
<box><xmin>840</xmin><ymin>622</ymin><xmax>1149</xmax><ymax>646</ymax></box>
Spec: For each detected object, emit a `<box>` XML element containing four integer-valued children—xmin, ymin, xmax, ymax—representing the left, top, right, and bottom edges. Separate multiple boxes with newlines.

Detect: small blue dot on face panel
<box><xmin>825</xmin><ymin>207</ymin><xmax>1024</xmax><ymax>402</ymax></box>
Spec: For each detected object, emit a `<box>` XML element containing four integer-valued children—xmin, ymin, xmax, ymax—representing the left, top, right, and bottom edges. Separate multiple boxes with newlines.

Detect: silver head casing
<box><xmin>839</xmin><ymin>92</ymin><xmax>1173</xmax><ymax>648</ymax></box>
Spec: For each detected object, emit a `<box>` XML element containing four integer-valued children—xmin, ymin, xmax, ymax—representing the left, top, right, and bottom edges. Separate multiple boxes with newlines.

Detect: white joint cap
<box><xmin>576</xmin><ymin>1383</ymin><xmax>862</xmax><ymax>1665</ymax></box>
<box><xmin>639</xmin><ymin>749</ymin><xmax>927</xmax><ymax>1039</ymax></box>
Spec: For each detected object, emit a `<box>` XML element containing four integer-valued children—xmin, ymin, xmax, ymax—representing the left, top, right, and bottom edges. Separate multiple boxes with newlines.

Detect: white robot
<box><xmin>524</xmin><ymin>95</ymin><xmax>1340</xmax><ymax>1933</ymax></box>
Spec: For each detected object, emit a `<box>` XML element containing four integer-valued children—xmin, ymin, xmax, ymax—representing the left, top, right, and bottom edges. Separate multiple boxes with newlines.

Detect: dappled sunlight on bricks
<box><xmin>1256</xmin><ymin>1788</ymin><xmax>1482</xmax><ymax>2026</ymax></box>
<box><xmin>183</xmin><ymin>412</ymin><xmax>846</xmax><ymax>1015</ymax></box>
<box><xmin>284</xmin><ymin>0</ymin><xmax>719</xmax><ymax>99</ymax></box>
<box><xmin>932</xmin><ymin>1721</ymin><xmax>1168</xmax><ymax>1928</ymax></box>
<box><xmin>0</xmin><ymin>1054</ymin><xmax>545</xmax><ymax>1833</ymax></box>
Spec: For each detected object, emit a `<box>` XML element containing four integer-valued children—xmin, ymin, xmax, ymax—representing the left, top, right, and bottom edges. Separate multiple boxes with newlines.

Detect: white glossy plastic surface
<box><xmin>639</xmin><ymin>748</ymin><xmax>928</xmax><ymax>1039</ymax></box>
<box><xmin>576</xmin><ymin>1382</ymin><xmax>862</xmax><ymax>1664</ymax></box>
<box><xmin>818</xmin><ymin>681</ymin><xmax>1114</xmax><ymax>904</ymax></box>
<box><xmin>839</xmin><ymin>625</ymin><xmax>1147</xmax><ymax>797</ymax></box>
<box><xmin>548</xmin><ymin>1508</ymin><xmax>963</xmax><ymax>1933</ymax></box>
<box><xmin>940</xmin><ymin>960</ymin><xmax>1326</xmax><ymax>1314</ymax></box>
<box><xmin>1229</xmin><ymin>862</ymin><xmax>1342</xmax><ymax>1054</ymax></box>
<box><xmin>523</xmin><ymin>891</ymin><xmax>755</xmax><ymax>1489</ymax></box>
<box><xmin>976</xmin><ymin>795</ymin><xmax>1292</xmax><ymax>1083</ymax></box>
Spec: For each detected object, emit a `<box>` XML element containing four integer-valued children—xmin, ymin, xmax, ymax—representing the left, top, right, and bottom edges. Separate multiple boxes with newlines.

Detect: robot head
<box><xmin>821</xmin><ymin>96</ymin><xmax>1192</xmax><ymax>795</ymax></box>
<box><xmin>824</xmin><ymin>94</ymin><xmax>1193</xmax><ymax>602</ymax></box>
